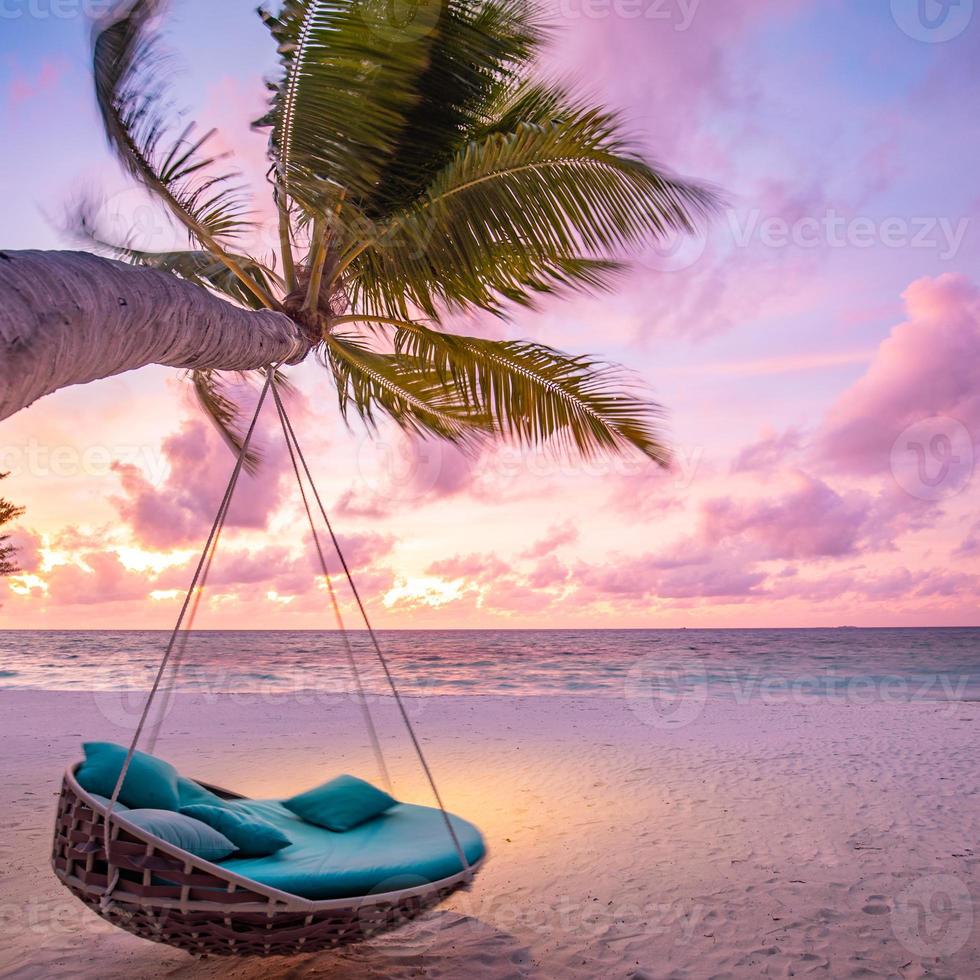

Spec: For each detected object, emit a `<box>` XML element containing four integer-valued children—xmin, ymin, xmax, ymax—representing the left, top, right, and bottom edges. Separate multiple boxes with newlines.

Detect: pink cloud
<box><xmin>731</xmin><ymin>428</ymin><xmax>804</xmax><ymax>474</ymax></box>
<box><xmin>111</xmin><ymin>400</ymin><xmax>293</xmax><ymax>549</ymax></box>
<box><xmin>335</xmin><ymin>441</ymin><xmax>478</xmax><ymax>518</ymax></box>
<box><xmin>818</xmin><ymin>274</ymin><xmax>980</xmax><ymax>476</ymax></box>
<box><xmin>699</xmin><ymin>472</ymin><xmax>870</xmax><ymax>560</ymax></box>
<box><xmin>427</xmin><ymin>552</ymin><xmax>510</xmax><ymax>582</ymax></box>
<box><xmin>3</xmin><ymin>527</ymin><xmax>42</xmax><ymax>573</ymax></box>
<box><xmin>520</xmin><ymin>521</ymin><xmax>580</xmax><ymax>559</ymax></box>
<box><xmin>7</xmin><ymin>58</ymin><xmax>68</xmax><ymax>108</ymax></box>
<box><xmin>43</xmin><ymin>551</ymin><xmax>151</xmax><ymax>606</ymax></box>
<box><xmin>576</xmin><ymin>550</ymin><xmax>765</xmax><ymax>600</ymax></box>
<box><xmin>526</xmin><ymin>555</ymin><xmax>570</xmax><ymax>589</ymax></box>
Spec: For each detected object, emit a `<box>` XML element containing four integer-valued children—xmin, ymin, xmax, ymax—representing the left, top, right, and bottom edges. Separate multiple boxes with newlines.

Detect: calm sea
<box><xmin>0</xmin><ymin>629</ymin><xmax>978</xmax><ymax>702</ymax></box>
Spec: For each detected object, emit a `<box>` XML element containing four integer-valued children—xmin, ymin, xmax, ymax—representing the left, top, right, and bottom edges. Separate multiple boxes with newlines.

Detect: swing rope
<box><xmin>101</xmin><ymin>366</ymin><xmax>469</xmax><ymax>892</ymax></box>
<box><xmin>270</xmin><ymin>379</ymin><xmax>391</xmax><ymax>791</ymax></box>
<box><xmin>269</xmin><ymin>376</ymin><xmax>470</xmax><ymax>875</ymax></box>
<box><xmin>103</xmin><ymin>371</ymin><xmax>274</xmax><ymax>881</ymax></box>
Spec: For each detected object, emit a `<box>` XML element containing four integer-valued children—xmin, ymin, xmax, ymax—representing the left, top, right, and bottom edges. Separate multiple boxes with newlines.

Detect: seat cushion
<box><xmin>86</xmin><ymin>793</ymin><xmax>129</xmax><ymax>812</ymax></box>
<box><xmin>219</xmin><ymin>799</ymin><xmax>485</xmax><ymax>900</ymax></box>
<box><xmin>76</xmin><ymin>742</ymin><xmax>180</xmax><ymax>811</ymax></box>
<box><xmin>283</xmin><ymin>774</ymin><xmax>396</xmax><ymax>832</ymax></box>
<box><xmin>177</xmin><ymin>776</ymin><xmax>233</xmax><ymax>810</ymax></box>
<box><xmin>123</xmin><ymin>809</ymin><xmax>238</xmax><ymax>861</ymax></box>
<box><xmin>180</xmin><ymin>804</ymin><xmax>291</xmax><ymax>858</ymax></box>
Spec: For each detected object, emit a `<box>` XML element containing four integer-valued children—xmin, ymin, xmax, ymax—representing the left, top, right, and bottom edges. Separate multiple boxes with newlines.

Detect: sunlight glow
<box><xmin>383</xmin><ymin>576</ymin><xmax>467</xmax><ymax>610</ymax></box>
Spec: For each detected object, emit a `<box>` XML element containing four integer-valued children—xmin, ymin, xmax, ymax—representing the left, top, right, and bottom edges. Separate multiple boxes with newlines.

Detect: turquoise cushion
<box><xmin>283</xmin><ymin>775</ymin><xmax>396</xmax><ymax>832</ymax></box>
<box><xmin>220</xmin><ymin>800</ymin><xmax>486</xmax><ymax>900</ymax></box>
<box><xmin>87</xmin><ymin>793</ymin><xmax>129</xmax><ymax>812</ymax></box>
<box><xmin>180</xmin><ymin>804</ymin><xmax>291</xmax><ymax>858</ymax></box>
<box><xmin>177</xmin><ymin>776</ymin><xmax>232</xmax><ymax>810</ymax></box>
<box><xmin>123</xmin><ymin>809</ymin><xmax>238</xmax><ymax>861</ymax></box>
<box><xmin>76</xmin><ymin>742</ymin><xmax>180</xmax><ymax>811</ymax></box>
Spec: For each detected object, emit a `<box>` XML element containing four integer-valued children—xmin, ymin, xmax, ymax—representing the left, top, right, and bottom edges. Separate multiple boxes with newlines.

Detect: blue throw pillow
<box><xmin>76</xmin><ymin>742</ymin><xmax>180</xmax><ymax>812</ymax></box>
<box><xmin>177</xmin><ymin>776</ymin><xmax>233</xmax><ymax>810</ymax></box>
<box><xmin>123</xmin><ymin>809</ymin><xmax>238</xmax><ymax>861</ymax></box>
<box><xmin>180</xmin><ymin>804</ymin><xmax>291</xmax><ymax>858</ymax></box>
<box><xmin>283</xmin><ymin>775</ymin><xmax>397</xmax><ymax>832</ymax></box>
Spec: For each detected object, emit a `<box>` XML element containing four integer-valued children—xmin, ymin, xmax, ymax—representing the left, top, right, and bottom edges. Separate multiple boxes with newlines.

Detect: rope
<box><xmin>100</xmin><ymin>366</ymin><xmax>470</xmax><ymax>888</ymax></box>
<box><xmin>270</xmin><ymin>378</ymin><xmax>471</xmax><ymax>876</ymax></box>
<box><xmin>145</xmin><ymin>517</ymin><xmax>223</xmax><ymax>753</ymax></box>
<box><xmin>269</xmin><ymin>380</ymin><xmax>391</xmax><ymax>791</ymax></box>
<box><xmin>102</xmin><ymin>373</ymin><xmax>274</xmax><ymax>867</ymax></box>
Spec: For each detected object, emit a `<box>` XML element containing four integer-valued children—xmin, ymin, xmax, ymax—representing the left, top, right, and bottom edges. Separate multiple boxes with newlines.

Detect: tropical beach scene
<box><xmin>1</xmin><ymin>1</ymin><xmax>978</xmax><ymax>978</ymax></box>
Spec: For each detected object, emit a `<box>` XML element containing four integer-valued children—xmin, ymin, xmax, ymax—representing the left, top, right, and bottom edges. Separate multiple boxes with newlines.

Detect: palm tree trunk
<box><xmin>0</xmin><ymin>250</ymin><xmax>310</xmax><ymax>421</ymax></box>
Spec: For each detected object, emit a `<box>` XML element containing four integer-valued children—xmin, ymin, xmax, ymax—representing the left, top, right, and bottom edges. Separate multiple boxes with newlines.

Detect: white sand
<box><xmin>0</xmin><ymin>689</ymin><xmax>977</xmax><ymax>979</ymax></box>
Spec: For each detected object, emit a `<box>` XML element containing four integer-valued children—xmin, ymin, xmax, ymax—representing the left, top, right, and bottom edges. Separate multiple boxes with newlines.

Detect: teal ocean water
<box><xmin>0</xmin><ymin>629</ymin><xmax>978</xmax><ymax>701</ymax></box>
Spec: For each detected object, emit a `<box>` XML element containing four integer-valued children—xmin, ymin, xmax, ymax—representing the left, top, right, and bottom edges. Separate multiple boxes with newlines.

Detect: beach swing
<box><xmin>51</xmin><ymin>371</ymin><xmax>485</xmax><ymax>957</ymax></box>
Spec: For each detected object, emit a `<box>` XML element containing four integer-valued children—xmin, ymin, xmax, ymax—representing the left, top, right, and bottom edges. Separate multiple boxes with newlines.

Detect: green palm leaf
<box><xmin>256</xmin><ymin>0</ymin><xmax>435</xmax><ymax>214</ymax></box>
<box><xmin>342</xmin><ymin>106</ymin><xmax>717</xmax><ymax>318</ymax></box>
<box><xmin>324</xmin><ymin>333</ymin><xmax>492</xmax><ymax>446</ymax></box>
<box><xmin>93</xmin><ymin>0</ymin><xmax>271</xmax><ymax>307</ymax></box>
<box><xmin>67</xmin><ymin>197</ymin><xmax>283</xmax><ymax>309</ymax></box>
<box><xmin>393</xmin><ymin>322</ymin><xmax>670</xmax><ymax>463</ymax></box>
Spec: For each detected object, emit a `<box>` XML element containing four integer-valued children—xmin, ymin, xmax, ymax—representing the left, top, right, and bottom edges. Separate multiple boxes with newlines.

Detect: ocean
<box><xmin>1</xmin><ymin>628</ymin><xmax>978</xmax><ymax>702</ymax></box>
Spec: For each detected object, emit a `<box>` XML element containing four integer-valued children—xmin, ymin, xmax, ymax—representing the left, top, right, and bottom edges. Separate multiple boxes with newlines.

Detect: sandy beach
<box><xmin>0</xmin><ymin>689</ymin><xmax>976</xmax><ymax>979</ymax></box>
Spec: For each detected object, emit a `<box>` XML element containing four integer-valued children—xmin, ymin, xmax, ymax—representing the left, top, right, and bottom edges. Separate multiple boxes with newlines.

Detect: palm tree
<box><xmin>0</xmin><ymin>0</ymin><xmax>716</xmax><ymax>468</ymax></box>
<box><xmin>0</xmin><ymin>473</ymin><xmax>24</xmax><ymax>577</ymax></box>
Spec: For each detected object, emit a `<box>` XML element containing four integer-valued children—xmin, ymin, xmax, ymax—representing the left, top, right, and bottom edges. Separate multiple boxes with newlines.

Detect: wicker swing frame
<box><xmin>51</xmin><ymin>373</ymin><xmax>483</xmax><ymax>957</ymax></box>
<box><xmin>53</xmin><ymin>766</ymin><xmax>482</xmax><ymax>957</ymax></box>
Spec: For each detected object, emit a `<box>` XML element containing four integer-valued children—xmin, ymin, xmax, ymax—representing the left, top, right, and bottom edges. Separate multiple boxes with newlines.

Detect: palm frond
<box><xmin>323</xmin><ymin>333</ymin><xmax>491</xmax><ymax>447</ymax></box>
<box><xmin>92</xmin><ymin>0</ymin><xmax>272</xmax><ymax>307</ymax></box>
<box><xmin>394</xmin><ymin>323</ymin><xmax>670</xmax><ymax>464</ymax></box>
<box><xmin>255</xmin><ymin>0</ymin><xmax>434</xmax><ymax>214</ymax></box>
<box><xmin>342</xmin><ymin>106</ymin><xmax>718</xmax><ymax>318</ymax></box>
<box><xmin>190</xmin><ymin>371</ymin><xmax>264</xmax><ymax>475</ymax></box>
<box><xmin>68</xmin><ymin>196</ymin><xmax>283</xmax><ymax>309</ymax></box>
<box><xmin>365</xmin><ymin>0</ymin><xmax>547</xmax><ymax>217</ymax></box>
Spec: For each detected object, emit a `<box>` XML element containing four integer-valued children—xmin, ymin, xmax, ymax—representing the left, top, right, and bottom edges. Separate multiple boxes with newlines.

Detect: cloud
<box><xmin>818</xmin><ymin>274</ymin><xmax>980</xmax><ymax>476</ymax></box>
<box><xmin>3</xmin><ymin>527</ymin><xmax>42</xmax><ymax>573</ymax></box>
<box><xmin>335</xmin><ymin>440</ymin><xmax>478</xmax><ymax>518</ymax></box>
<box><xmin>576</xmin><ymin>549</ymin><xmax>765</xmax><ymax>601</ymax></box>
<box><xmin>699</xmin><ymin>472</ymin><xmax>871</xmax><ymax>560</ymax></box>
<box><xmin>426</xmin><ymin>552</ymin><xmax>510</xmax><ymax>583</ymax></box>
<box><xmin>6</xmin><ymin>59</ymin><xmax>68</xmax><ymax>109</ymax></box>
<box><xmin>520</xmin><ymin>521</ymin><xmax>580</xmax><ymax>559</ymax></box>
<box><xmin>110</xmin><ymin>397</ymin><xmax>293</xmax><ymax>549</ymax></box>
<box><xmin>731</xmin><ymin>428</ymin><xmax>804</xmax><ymax>474</ymax></box>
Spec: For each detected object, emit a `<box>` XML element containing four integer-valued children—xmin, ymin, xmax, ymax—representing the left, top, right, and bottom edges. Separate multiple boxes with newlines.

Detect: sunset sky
<box><xmin>1</xmin><ymin>0</ymin><xmax>978</xmax><ymax>629</ymax></box>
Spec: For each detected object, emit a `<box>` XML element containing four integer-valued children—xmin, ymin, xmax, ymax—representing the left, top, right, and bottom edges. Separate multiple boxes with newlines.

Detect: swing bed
<box><xmin>50</xmin><ymin>371</ymin><xmax>486</xmax><ymax>956</ymax></box>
